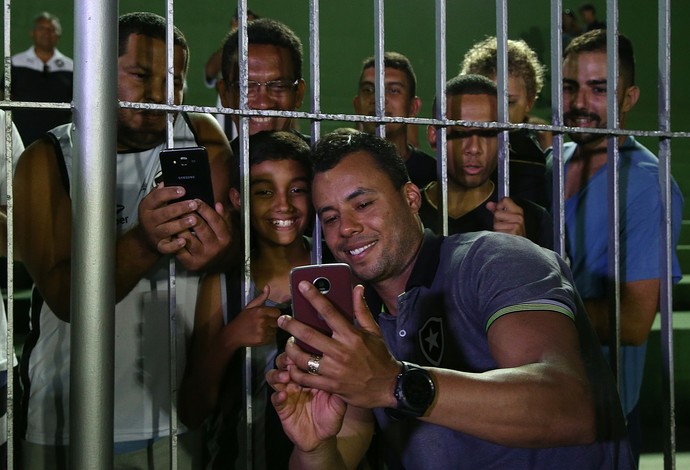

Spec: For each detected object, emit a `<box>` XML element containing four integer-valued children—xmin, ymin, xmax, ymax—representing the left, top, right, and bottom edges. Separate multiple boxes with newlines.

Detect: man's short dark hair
<box><xmin>221</xmin><ymin>18</ymin><xmax>303</xmax><ymax>84</ymax></box>
<box><xmin>118</xmin><ymin>12</ymin><xmax>188</xmax><ymax>66</ymax></box>
<box><xmin>360</xmin><ymin>51</ymin><xmax>417</xmax><ymax>98</ymax></box>
<box><xmin>563</xmin><ymin>29</ymin><xmax>635</xmax><ymax>86</ymax></box>
<box><xmin>230</xmin><ymin>130</ymin><xmax>311</xmax><ymax>189</ymax></box>
<box><xmin>311</xmin><ymin>132</ymin><xmax>410</xmax><ymax>190</ymax></box>
<box><xmin>448</xmin><ymin>74</ymin><xmax>498</xmax><ymax>97</ymax></box>
<box><xmin>432</xmin><ymin>74</ymin><xmax>498</xmax><ymax>117</ymax></box>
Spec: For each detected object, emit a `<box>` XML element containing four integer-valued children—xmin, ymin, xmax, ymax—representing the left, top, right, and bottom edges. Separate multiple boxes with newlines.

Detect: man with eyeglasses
<box><xmin>353</xmin><ymin>51</ymin><xmax>437</xmax><ymax>189</ymax></box>
<box><xmin>422</xmin><ymin>74</ymin><xmax>552</xmax><ymax>249</ymax></box>
<box><xmin>10</xmin><ymin>11</ymin><xmax>73</xmax><ymax>146</ymax></box>
<box><xmin>217</xmin><ymin>18</ymin><xmax>306</xmax><ymax>138</ymax></box>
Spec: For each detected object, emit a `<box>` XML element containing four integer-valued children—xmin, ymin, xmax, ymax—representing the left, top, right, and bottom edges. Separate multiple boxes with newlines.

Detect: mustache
<box><xmin>564</xmin><ymin>110</ymin><xmax>602</xmax><ymax>124</ymax></box>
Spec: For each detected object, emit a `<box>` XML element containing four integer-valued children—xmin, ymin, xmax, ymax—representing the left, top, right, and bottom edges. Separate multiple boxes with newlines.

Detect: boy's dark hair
<box><xmin>311</xmin><ymin>132</ymin><xmax>410</xmax><ymax>190</ymax></box>
<box><xmin>221</xmin><ymin>18</ymin><xmax>303</xmax><ymax>84</ymax></box>
<box><xmin>432</xmin><ymin>74</ymin><xmax>497</xmax><ymax>118</ymax></box>
<box><xmin>118</xmin><ymin>12</ymin><xmax>188</xmax><ymax>64</ymax></box>
<box><xmin>360</xmin><ymin>51</ymin><xmax>417</xmax><ymax>98</ymax></box>
<box><xmin>564</xmin><ymin>29</ymin><xmax>635</xmax><ymax>86</ymax></box>
<box><xmin>447</xmin><ymin>74</ymin><xmax>498</xmax><ymax>97</ymax></box>
<box><xmin>230</xmin><ymin>131</ymin><xmax>311</xmax><ymax>189</ymax></box>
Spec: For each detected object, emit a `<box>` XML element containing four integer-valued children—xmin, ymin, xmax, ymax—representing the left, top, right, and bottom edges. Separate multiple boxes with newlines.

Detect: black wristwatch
<box><xmin>386</xmin><ymin>361</ymin><xmax>436</xmax><ymax>419</ymax></box>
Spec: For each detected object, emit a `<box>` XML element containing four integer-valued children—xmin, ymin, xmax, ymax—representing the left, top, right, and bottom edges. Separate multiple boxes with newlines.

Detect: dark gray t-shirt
<box><xmin>366</xmin><ymin>230</ymin><xmax>633</xmax><ymax>469</ymax></box>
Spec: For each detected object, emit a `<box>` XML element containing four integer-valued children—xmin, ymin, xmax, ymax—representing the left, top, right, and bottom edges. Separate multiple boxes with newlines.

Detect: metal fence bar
<box><xmin>495</xmin><ymin>0</ymin><xmax>509</xmax><ymax>200</ymax></box>
<box><xmin>374</xmin><ymin>0</ymin><xmax>385</xmax><ymax>139</ymax></box>
<box><xmin>69</xmin><ymin>0</ymin><xmax>118</xmax><ymax>468</ymax></box>
<box><xmin>2</xmin><ymin>2</ymin><xmax>13</xmax><ymax>468</ymax></box>
<box><xmin>164</xmin><ymin>2</ymin><xmax>180</xmax><ymax>469</ymax></box>
<box><xmin>605</xmin><ymin>0</ymin><xmax>622</xmax><ymax>389</ymax></box>
<box><xmin>657</xmin><ymin>0</ymin><xmax>677</xmax><ymax>468</ymax></box>
<box><xmin>549</xmin><ymin>0</ymin><xmax>566</xmax><ymax>258</ymax></box>
<box><xmin>309</xmin><ymin>0</ymin><xmax>323</xmax><ymax>263</ymax></box>
<box><xmin>235</xmin><ymin>1</ymin><xmax>254</xmax><ymax>468</ymax></box>
<box><xmin>434</xmin><ymin>0</ymin><xmax>448</xmax><ymax>236</ymax></box>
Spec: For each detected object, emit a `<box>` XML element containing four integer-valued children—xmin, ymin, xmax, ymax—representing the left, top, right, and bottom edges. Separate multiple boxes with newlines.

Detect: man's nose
<box><xmin>339</xmin><ymin>211</ymin><xmax>363</xmax><ymax>237</ymax></box>
<box><xmin>249</xmin><ymin>84</ymin><xmax>274</xmax><ymax>109</ymax></box>
<box><xmin>463</xmin><ymin>134</ymin><xmax>481</xmax><ymax>155</ymax></box>
<box><xmin>146</xmin><ymin>79</ymin><xmax>165</xmax><ymax>104</ymax></box>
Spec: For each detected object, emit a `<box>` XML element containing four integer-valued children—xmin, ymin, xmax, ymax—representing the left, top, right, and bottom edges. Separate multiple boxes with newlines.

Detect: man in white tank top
<box><xmin>13</xmin><ymin>12</ymin><xmax>235</xmax><ymax>470</ymax></box>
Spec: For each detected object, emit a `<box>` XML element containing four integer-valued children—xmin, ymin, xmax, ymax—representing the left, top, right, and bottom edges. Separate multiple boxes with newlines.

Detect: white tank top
<box><xmin>25</xmin><ymin>115</ymin><xmax>202</xmax><ymax>444</ymax></box>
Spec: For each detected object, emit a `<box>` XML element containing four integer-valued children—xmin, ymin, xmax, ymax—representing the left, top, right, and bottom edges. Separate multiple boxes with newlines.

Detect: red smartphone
<box><xmin>159</xmin><ymin>146</ymin><xmax>215</xmax><ymax>207</ymax></box>
<box><xmin>290</xmin><ymin>263</ymin><xmax>355</xmax><ymax>355</ymax></box>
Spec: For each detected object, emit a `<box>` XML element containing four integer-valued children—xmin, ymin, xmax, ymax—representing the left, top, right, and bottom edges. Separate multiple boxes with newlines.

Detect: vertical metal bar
<box><xmin>2</xmin><ymin>3</ymin><xmax>13</xmax><ymax>468</ymax></box>
<box><xmin>374</xmin><ymin>0</ymin><xmax>385</xmax><ymax>139</ymax></box>
<box><xmin>2</xmin><ymin>116</ymin><xmax>13</xmax><ymax>470</ymax></box>
<box><xmin>2</xmin><ymin>1</ymin><xmax>9</xmax><ymax>103</ymax></box>
<box><xmin>605</xmin><ymin>0</ymin><xmax>621</xmax><ymax>386</ymax></box>
<box><xmin>434</xmin><ymin>0</ymin><xmax>448</xmax><ymax>237</ymax></box>
<box><xmin>69</xmin><ymin>0</ymin><xmax>117</xmax><ymax>468</ymax></box>
<box><xmin>309</xmin><ymin>0</ymin><xmax>323</xmax><ymax>263</ymax></box>
<box><xmin>549</xmin><ymin>0</ymin><xmax>566</xmax><ymax>258</ymax></box>
<box><xmin>236</xmin><ymin>2</ymin><xmax>254</xmax><ymax>468</ymax></box>
<box><xmin>495</xmin><ymin>0</ymin><xmax>509</xmax><ymax>200</ymax></box>
<box><xmin>658</xmin><ymin>1</ymin><xmax>676</xmax><ymax>468</ymax></box>
<box><xmin>164</xmin><ymin>2</ymin><xmax>179</xmax><ymax>469</ymax></box>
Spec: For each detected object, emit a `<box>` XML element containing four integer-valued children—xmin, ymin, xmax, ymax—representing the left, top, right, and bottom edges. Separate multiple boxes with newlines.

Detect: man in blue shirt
<box><xmin>547</xmin><ymin>29</ymin><xmax>684</xmax><ymax>465</ymax></box>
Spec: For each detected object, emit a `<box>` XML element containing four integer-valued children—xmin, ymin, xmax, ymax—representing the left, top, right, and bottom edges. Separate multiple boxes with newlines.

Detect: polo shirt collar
<box><xmin>364</xmin><ymin>229</ymin><xmax>443</xmax><ymax>314</ymax></box>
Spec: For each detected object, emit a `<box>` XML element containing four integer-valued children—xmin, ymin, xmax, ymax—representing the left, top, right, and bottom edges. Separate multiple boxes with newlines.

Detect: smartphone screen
<box><xmin>159</xmin><ymin>146</ymin><xmax>215</xmax><ymax>207</ymax></box>
<box><xmin>290</xmin><ymin>263</ymin><xmax>354</xmax><ymax>355</ymax></box>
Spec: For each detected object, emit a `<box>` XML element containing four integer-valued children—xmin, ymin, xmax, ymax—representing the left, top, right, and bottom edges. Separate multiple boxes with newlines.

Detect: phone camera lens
<box><xmin>313</xmin><ymin>277</ymin><xmax>331</xmax><ymax>294</ymax></box>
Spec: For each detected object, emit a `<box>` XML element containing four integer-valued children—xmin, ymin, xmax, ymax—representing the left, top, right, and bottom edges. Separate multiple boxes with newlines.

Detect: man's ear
<box><xmin>229</xmin><ymin>187</ymin><xmax>241</xmax><ymax>211</ymax></box>
<box><xmin>403</xmin><ymin>181</ymin><xmax>422</xmax><ymax>213</ymax></box>
<box><xmin>621</xmin><ymin>85</ymin><xmax>640</xmax><ymax>114</ymax></box>
<box><xmin>409</xmin><ymin>96</ymin><xmax>422</xmax><ymax>117</ymax></box>
<box><xmin>217</xmin><ymin>78</ymin><xmax>232</xmax><ymax>108</ymax></box>
<box><xmin>294</xmin><ymin>79</ymin><xmax>306</xmax><ymax>109</ymax></box>
<box><xmin>524</xmin><ymin>97</ymin><xmax>536</xmax><ymax>115</ymax></box>
<box><xmin>426</xmin><ymin>124</ymin><xmax>437</xmax><ymax>150</ymax></box>
<box><xmin>353</xmin><ymin>95</ymin><xmax>363</xmax><ymax>114</ymax></box>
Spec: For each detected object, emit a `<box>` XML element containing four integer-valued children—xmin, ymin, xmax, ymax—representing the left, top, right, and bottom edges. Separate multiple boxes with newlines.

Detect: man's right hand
<box><xmin>138</xmin><ymin>184</ymin><xmax>202</xmax><ymax>254</ymax></box>
<box><xmin>268</xmin><ymin>351</ymin><xmax>348</xmax><ymax>453</ymax></box>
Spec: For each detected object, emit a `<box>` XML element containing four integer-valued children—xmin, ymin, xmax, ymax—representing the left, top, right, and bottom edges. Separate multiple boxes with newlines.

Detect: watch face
<box><xmin>404</xmin><ymin>368</ymin><xmax>434</xmax><ymax>407</ymax></box>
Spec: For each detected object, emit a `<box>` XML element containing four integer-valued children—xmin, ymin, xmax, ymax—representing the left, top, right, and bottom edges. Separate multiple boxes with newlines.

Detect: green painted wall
<box><xmin>4</xmin><ymin>1</ymin><xmax>689</xmax><ymax>214</ymax></box>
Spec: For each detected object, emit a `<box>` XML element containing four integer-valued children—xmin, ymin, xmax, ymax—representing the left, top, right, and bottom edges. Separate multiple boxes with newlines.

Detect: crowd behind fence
<box><xmin>0</xmin><ymin>0</ymin><xmax>682</xmax><ymax>469</ymax></box>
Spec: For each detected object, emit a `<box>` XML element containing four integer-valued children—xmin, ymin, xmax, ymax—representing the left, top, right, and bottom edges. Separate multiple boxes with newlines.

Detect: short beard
<box><xmin>564</xmin><ymin>110</ymin><xmax>606</xmax><ymax>147</ymax></box>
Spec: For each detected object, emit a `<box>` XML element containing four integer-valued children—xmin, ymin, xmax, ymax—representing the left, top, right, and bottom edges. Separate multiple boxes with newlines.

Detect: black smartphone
<box><xmin>290</xmin><ymin>263</ymin><xmax>355</xmax><ymax>356</ymax></box>
<box><xmin>159</xmin><ymin>146</ymin><xmax>215</xmax><ymax>207</ymax></box>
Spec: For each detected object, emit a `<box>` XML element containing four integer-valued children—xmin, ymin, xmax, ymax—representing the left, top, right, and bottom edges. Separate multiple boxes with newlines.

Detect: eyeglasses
<box><xmin>231</xmin><ymin>79</ymin><xmax>299</xmax><ymax>97</ymax></box>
